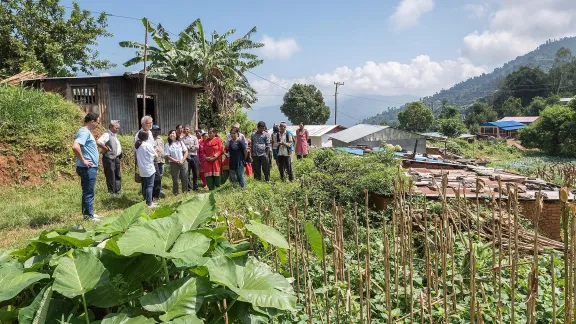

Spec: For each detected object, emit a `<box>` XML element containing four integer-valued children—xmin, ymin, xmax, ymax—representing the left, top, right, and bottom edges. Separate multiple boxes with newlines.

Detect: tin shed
<box><xmin>23</xmin><ymin>73</ymin><xmax>204</xmax><ymax>134</ymax></box>
<box><xmin>329</xmin><ymin>124</ymin><xmax>427</xmax><ymax>153</ymax></box>
<box><xmin>285</xmin><ymin>125</ymin><xmax>347</xmax><ymax>148</ymax></box>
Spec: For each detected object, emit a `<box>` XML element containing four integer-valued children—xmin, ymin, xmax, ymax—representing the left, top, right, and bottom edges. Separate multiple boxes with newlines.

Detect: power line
<box><xmin>246</xmin><ymin>70</ymin><xmax>292</xmax><ymax>91</ymax></box>
<box><xmin>61</xmin><ymin>5</ymin><xmax>142</xmax><ymax>21</ymax></box>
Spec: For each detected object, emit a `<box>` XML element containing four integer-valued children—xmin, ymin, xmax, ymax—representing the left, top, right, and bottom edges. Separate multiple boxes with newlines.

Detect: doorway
<box><xmin>137</xmin><ymin>94</ymin><xmax>156</xmax><ymax>127</ymax></box>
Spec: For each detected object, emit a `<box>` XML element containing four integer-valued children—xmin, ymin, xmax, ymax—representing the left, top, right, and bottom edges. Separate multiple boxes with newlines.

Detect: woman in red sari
<box><xmin>197</xmin><ymin>131</ymin><xmax>208</xmax><ymax>190</ymax></box>
<box><xmin>203</xmin><ymin>128</ymin><xmax>224</xmax><ymax>190</ymax></box>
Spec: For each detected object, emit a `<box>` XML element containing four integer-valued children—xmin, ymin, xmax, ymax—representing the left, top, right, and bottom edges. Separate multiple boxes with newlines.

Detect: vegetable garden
<box><xmin>2</xmin><ymin>150</ymin><xmax>576</xmax><ymax>323</ymax></box>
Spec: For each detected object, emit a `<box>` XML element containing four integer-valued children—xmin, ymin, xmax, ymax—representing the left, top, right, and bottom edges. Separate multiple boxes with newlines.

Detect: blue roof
<box><xmin>481</xmin><ymin>120</ymin><xmax>525</xmax><ymax>130</ymax></box>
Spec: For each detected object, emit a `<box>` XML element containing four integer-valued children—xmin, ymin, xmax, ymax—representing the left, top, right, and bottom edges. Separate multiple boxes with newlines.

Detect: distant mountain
<box><xmin>248</xmin><ymin>94</ymin><xmax>418</xmax><ymax>127</ymax></box>
<box><xmin>361</xmin><ymin>36</ymin><xmax>576</xmax><ymax>125</ymax></box>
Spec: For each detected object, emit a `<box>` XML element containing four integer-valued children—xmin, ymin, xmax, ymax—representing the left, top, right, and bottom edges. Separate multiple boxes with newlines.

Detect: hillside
<box><xmin>249</xmin><ymin>94</ymin><xmax>417</xmax><ymax>126</ymax></box>
<box><xmin>361</xmin><ymin>36</ymin><xmax>576</xmax><ymax>125</ymax></box>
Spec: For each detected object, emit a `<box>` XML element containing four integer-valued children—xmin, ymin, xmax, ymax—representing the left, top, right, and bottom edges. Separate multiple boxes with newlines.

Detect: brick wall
<box><xmin>519</xmin><ymin>200</ymin><xmax>562</xmax><ymax>241</ymax></box>
<box><xmin>370</xmin><ymin>193</ymin><xmax>394</xmax><ymax>211</ymax></box>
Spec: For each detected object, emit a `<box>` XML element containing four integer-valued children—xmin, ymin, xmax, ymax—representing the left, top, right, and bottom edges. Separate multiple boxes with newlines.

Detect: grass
<box><xmin>0</xmin><ymin>170</ymin><xmax>186</xmax><ymax>250</ymax></box>
<box><xmin>0</xmin><ymin>163</ymin><xmax>290</xmax><ymax>250</ymax></box>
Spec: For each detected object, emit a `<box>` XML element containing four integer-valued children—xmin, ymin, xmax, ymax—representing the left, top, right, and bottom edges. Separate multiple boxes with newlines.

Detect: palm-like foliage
<box><xmin>119</xmin><ymin>18</ymin><xmax>263</xmax><ymax>128</ymax></box>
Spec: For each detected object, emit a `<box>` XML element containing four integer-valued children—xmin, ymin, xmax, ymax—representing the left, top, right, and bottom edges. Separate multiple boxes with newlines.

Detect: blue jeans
<box><xmin>229</xmin><ymin>165</ymin><xmax>246</xmax><ymax>188</ymax></box>
<box><xmin>141</xmin><ymin>174</ymin><xmax>155</xmax><ymax>206</ymax></box>
<box><xmin>76</xmin><ymin>166</ymin><xmax>97</xmax><ymax>218</ymax></box>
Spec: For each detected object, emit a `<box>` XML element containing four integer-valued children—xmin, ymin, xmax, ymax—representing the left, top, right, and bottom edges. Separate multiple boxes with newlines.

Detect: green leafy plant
<box><xmin>0</xmin><ymin>193</ymin><xmax>296</xmax><ymax>323</ymax></box>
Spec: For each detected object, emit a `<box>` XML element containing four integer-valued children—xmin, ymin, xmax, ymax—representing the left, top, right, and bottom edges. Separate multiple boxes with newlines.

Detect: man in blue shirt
<box><xmin>72</xmin><ymin>112</ymin><xmax>101</xmax><ymax>222</ymax></box>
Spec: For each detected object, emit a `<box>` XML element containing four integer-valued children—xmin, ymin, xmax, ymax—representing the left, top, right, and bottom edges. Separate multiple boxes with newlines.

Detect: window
<box><xmin>71</xmin><ymin>86</ymin><xmax>97</xmax><ymax>104</ymax></box>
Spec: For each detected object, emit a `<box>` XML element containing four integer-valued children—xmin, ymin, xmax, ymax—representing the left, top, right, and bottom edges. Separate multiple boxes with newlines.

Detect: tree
<box><xmin>524</xmin><ymin>96</ymin><xmax>546</xmax><ymax>116</ymax></box>
<box><xmin>0</xmin><ymin>1</ymin><xmax>114</xmax><ymax>76</ymax></box>
<box><xmin>438</xmin><ymin>118</ymin><xmax>467</xmax><ymax>138</ymax></box>
<box><xmin>493</xmin><ymin>66</ymin><xmax>550</xmax><ymax>113</ymax></box>
<box><xmin>520</xmin><ymin>104</ymin><xmax>575</xmax><ymax>156</ymax></box>
<box><xmin>280</xmin><ymin>84</ymin><xmax>330</xmax><ymax>125</ymax></box>
<box><xmin>120</xmin><ymin>19</ymin><xmax>263</xmax><ymax>129</ymax></box>
<box><xmin>549</xmin><ymin>47</ymin><xmax>574</xmax><ymax>95</ymax></box>
<box><xmin>397</xmin><ymin>101</ymin><xmax>434</xmax><ymax>132</ymax></box>
<box><xmin>438</xmin><ymin>104</ymin><xmax>460</xmax><ymax>119</ymax></box>
<box><xmin>501</xmin><ymin>97</ymin><xmax>523</xmax><ymax>116</ymax></box>
<box><xmin>465</xmin><ymin>101</ymin><xmax>498</xmax><ymax>133</ymax></box>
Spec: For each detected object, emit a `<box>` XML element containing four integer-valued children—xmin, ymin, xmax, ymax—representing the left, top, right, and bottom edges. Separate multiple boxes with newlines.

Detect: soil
<box><xmin>0</xmin><ymin>143</ymin><xmax>53</xmax><ymax>186</ymax></box>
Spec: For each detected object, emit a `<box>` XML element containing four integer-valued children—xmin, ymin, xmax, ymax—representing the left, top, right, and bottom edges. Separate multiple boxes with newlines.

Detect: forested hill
<box><xmin>362</xmin><ymin>36</ymin><xmax>576</xmax><ymax>125</ymax></box>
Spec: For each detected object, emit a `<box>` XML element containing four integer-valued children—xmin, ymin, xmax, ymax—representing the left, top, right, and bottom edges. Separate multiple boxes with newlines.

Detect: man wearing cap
<box><xmin>181</xmin><ymin>125</ymin><xmax>200</xmax><ymax>190</ymax></box>
<box><xmin>152</xmin><ymin>125</ymin><xmax>165</xmax><ymax>199</ymax></box>
<box><xmin>97</xmin><ymin>120</ymin><xmax>122</xmax><ymax>196</ymax></box>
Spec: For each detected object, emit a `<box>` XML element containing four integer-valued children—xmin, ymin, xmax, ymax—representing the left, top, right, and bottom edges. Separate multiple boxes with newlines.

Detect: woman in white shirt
<box><xmin>164</xmin><ymin>129</ymin><xmax>189</xmax><ymax>195</ymax></box>
<box><xmin>135</xmin><ymin>131</ymin><xmax>157</xmax><ymax>207</ymax></box>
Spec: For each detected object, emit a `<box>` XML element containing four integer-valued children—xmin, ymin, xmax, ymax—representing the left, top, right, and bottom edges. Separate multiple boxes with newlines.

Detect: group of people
<box><xmin>72</xmin><ymin>112</ymin><xmax>310</xmax><ymax>221</ymax></box>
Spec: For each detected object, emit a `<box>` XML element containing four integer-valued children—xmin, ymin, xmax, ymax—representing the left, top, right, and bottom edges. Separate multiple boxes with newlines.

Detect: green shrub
<box><xmin>294</xmin><ymin>149</ymin><xmax>399</xmax><ymax>205</ymax></box>
<box><xmin>0</xmin><ymin>85</ymin><xmax>83</xmax><ymax>149</ymax></box>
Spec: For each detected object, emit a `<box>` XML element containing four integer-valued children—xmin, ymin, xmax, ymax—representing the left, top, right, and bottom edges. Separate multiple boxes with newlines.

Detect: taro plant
<box><xmin>0</xmin><ymin>193</ymin><xmax>296</xmax><ymax>323</ymax></box>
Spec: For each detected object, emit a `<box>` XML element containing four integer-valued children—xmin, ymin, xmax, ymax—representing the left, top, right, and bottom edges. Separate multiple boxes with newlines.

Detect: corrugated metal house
<box><xmin>498</xmin><ymin>116</ymin><xmax>539</xmax><ymax>125</ymax></box>
<box><xmin>285</xmin><ymin>125</ymin><xmax>347</xmax><ymax>147</ymax></box>
<box><xmin>329</xmin><ymin>124</ymin><xmax>427</xmax><ymax>153</ymax></box>
<box><xmin>23</xmin><ymin>73</ymin><xmax>204</xmax><ymax>134</ymax></box>
<box><xmin>480</xmin><ymin>120</ymin><xmax>525</xmax><ymax>138</ymax></box>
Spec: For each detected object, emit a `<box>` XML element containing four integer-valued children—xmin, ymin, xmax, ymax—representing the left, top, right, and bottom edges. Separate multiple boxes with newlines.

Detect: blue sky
<box><xmin>62</xmin><ymin>0</ymin><xmax>576</xmax><ymax>107</ymax></box>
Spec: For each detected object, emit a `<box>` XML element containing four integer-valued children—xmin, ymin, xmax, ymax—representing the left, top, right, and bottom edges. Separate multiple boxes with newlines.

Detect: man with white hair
<box><xmin>134</xmin><ymin>115</ymin><xmax>155</xmax><ymax>146</ymax></box>
<box><xmin>97</xmin><ymin>120</ymin><xmax>122</xmax><ymax>196</ymax></box>
<box><xmin>134</xmin><ymin>116</ymin><xmax>156</xmax><ymax>192</ymax></box>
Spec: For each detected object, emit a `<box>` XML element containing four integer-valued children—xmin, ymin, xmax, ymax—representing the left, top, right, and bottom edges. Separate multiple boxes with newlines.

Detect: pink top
<box><xmin>295</xmin><ymin>128</ymin><xmax>309</xmax><ymax>155</ymax></box>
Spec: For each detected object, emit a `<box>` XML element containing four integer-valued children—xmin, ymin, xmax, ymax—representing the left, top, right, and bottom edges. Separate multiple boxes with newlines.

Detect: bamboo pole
<box><xmin>354</xmin><ymin>203</ymin><xmax>364</xmax><ymax>324</ymax></box>
<box><xmin>424</xmin><ymin>197</ymin><xmax>432</xmax><ymax>323</ymax></box>
<box><xmin>464</xmin><ymin>188</ymin><xmax>475</xmax><ymax>324</ymax></box>
<box><xmin>364</xmin><ymin>190</ymin><xmax>372</xmax><ymax>324</ymax></box>
<box><xmin>319</xmin><ymin>202</ymin><xmax>330</xmax><ymax>324</ymax></box>
<box><xmin>551</xmin><ymin>252</ymin><xmax>556</xmax><ymax>324</ymax></box>
<box><xmin>293</xmin><ymin>206</ymin><xmax>301</xmax><ymax>304</ymax></box>
<box><xmin>287</xmin><ymin>207</ymin><xmax>293</xmax><ymax>277</ymax></box>
<box><xmin>383</xmin><ymin>217</ymin><xmax>392</xmax><ymax>324</ymax></box>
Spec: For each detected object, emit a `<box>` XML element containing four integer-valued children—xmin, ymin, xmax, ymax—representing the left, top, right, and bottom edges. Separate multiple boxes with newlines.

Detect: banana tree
<box><xmin>119</xmin><ymin>18</ymin><xmax>263</xmax><ymax>129</ymax></box>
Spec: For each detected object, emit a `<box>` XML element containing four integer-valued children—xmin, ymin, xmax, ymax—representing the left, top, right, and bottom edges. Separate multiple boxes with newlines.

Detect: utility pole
<box><xmin>142</xmin><ymin>18</ymin><xmax>149</xmax><ymax>120</ymax></box>
<box><xmin>334</xmin><ymin>82</ymin><xmax>344</xmax><ymax>124</ymax></box>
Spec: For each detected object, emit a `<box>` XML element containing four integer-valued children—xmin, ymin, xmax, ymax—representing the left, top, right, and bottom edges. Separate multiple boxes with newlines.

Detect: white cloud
<box><xmin>259</xmin><ymin>35</ymin><xmax>300</xmax><ymax>60</ymax></box>
<box><xmin>389</xmin><ymin>0</ymin><xmax>434</xmax><ymax>30</ymax></box>
<box><xmin>252</xmin><ymin>56</ymin><xmax>488</xmax><ymax>105</ymax></box>
<box><xmin>464</xmin><ymin>4</ymin><xmax>486</xmax><ymax>18</ymax></box>
<box><xmin>462</xmin><ymin>0</ymin><xmax>576</xmax><ymax>66</ymax></box>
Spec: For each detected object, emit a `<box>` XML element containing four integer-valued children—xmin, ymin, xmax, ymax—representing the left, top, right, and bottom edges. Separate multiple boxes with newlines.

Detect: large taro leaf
<box><xmin>162</xmin><ymin>314</ymin><xmax>204</xmax><ymax>323</ymax></box>
<box><xmin>0</xmin><ymin>306</ymin><xmax>19</xmax><ymax>322</ymax></box>
<box><xmin>52</xmin><ymin>250</ymin><xmax>109</xmax><ymax>298</ymax></box>
<box><xmin>85</xmin><ymin>250</ymin><xmax>162</xmax><ymax>308</ymax></box>
<box><xmin>303</xmin><ymin>221</ymin><xmax>324</xmax><ymax>259</ymax></box>
<box><xmin>97</xmin><ymin>313</ymin><xmax>157</xmax><ymax>324</ymax></box>
<box><xmin>18</xmin><ymin>285</ymin><xmax>53</xmax><ymax>324</ymax></box>
<box><xmin>227</xmin><ymin>302</ymin><xmax>269</xmax><ymax>324</ymax></box>
<box><xmin>98</xmin><ymin>202</ymin><xmax>146</xmax><ymax>234</ymax></box>
<box><xmin>117</xmin><ymin>216</ymin><xmax>182</xmax><ymax>258</ymax></box>
<box><xmin>33</xmin><ymin>231</ymin><xmax>94</xmax><ymax>248</ymax></box>
<box><xmin>139</xmin><ymin>276</ymin><xmax>209</xmax><ymax>322</ymax></box>
<box><xmin>206</xmin><ymin>256</ymin><xmax>296</xmax><ymax>311</ymax></box>
<box><xmin>174</xmin><ymin>194</ymin><xmax>215</xmax><ymax>231</ymax></box>
<box><xmin>0</xmin><ymin>263</ymin><xmax>50</xmax><ymax>302</ymax></box>
<box><xmin>170</xmin><ymin>232</ymin><xmax>211</xmax><ymax>268</ymax></box>
<box><xmin>245</xmin><ymin>221</ymin><xmax>289</xmax><ymax>249</ymax></box>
